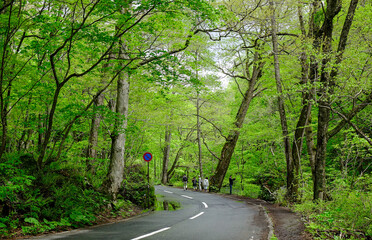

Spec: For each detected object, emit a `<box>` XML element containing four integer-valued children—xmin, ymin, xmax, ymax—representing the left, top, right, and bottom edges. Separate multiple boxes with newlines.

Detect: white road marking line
<box><xmin>202</xmin><ymin>202</ymin><xmax>208</xmax><ymax>208</ymax></box>
<box><xmin>189</xmin><ymin>212</ymin><xmax>204</xmax><ymax>220</ymax></box>
<box><xmin>163</xmin><ymin>190</ymin><xmax>173</xmax><ymax>194</ymax></box>
<box><xmin>131</xmin><ymin>227</ymin><xmax>171</xmax><ymax>240</ymax></box>
<box><xmin>181</xmin><ymin>195</ymin><xmax>193</xmax><ymax>199</ymax></box>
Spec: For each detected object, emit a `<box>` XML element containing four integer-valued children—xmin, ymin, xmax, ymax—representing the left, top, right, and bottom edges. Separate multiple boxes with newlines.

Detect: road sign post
<box><xmin>143</xmin><ymin>152</ymin><xmax>152</xmax><ymax>209</ymax></box>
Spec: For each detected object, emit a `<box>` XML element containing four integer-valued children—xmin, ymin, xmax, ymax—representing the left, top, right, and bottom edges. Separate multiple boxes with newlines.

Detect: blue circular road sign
<box><xmin>143</xmin><ymin>152</ymin><xmax>152</xmax><ymax>162</ymax></box>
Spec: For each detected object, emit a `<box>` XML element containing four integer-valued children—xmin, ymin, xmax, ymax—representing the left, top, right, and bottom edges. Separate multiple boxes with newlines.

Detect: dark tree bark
<box><xmin>305</xmin><ymin>112</ymin><xmax>317</xmax><ymax>183</ymax></box>
<box><xmin>0</xmin><ymin>83</ymin><xmax>11</xmax><ymax>158</ymax></box>
<box><xmin>304</xmin><ymin>0</ymin><xmax>322</xmax><ymax>184</ymax></box>
<box><xmin>161</xmin><ymin>126</ymin><xmax>172</xmax><ymax>184</ymax></box>
<box><xmin>314</xmin><ymin>0</ymin><xmax>340</xmax><ymax>200</ymax></box>
<box><xmin>37</xmin><ymin>85</ymin><xmax>63</xmax><ymax>168</ymax></box>
<box><xmin>86</xmin><ymin>92</ymin><xmax>104</xmax><ymax>173</ymax></box>
<box><xmin>313</xmin><ymin>0</ymin><xmax>358</xmax><ymax>200</ymax></box>
<box><xmin>270</xmin><ymin>1</ymin><xmax>297</xmax><ymax>201</ymax></box>
<box><xmin>167</xmin><ymin>127</ymin><xmax>194</xmax><ymax>181</ymax></box>
<box><xmin>167</xmin><ymin>147</ymin><xmax>183</xmax><ymax>181</ymax></box>
<box><xmin>0</xmin><ymin>0</ymin><xmax>13</xmax><ymax>159</ymax></box>
<box><xmin>210</xmin><ymin>50</ymin><xmax>264</xmax><ymax>191</ymax></box>
<box><xmin>17</xmin><ymin>95</ymin><xmax>32</xmax><ymax>151</ymax></box>
<box><xmin>196</xmin><ymin>91</ymin><xmax>204</xmax><ymax>179</ymax></box>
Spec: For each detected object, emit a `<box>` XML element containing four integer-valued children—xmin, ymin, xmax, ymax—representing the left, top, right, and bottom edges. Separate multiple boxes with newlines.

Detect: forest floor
<box><xmin>219</xmin><ymin>193</ymin><xmax>313</xmax><ymax>240</ymax></box>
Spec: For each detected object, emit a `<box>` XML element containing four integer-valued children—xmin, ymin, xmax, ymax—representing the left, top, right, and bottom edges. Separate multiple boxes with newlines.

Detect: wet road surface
<box><xmin>29</xmin><ymin>185</ymin><xmax>268</xmax><ymax>240</ymax></box>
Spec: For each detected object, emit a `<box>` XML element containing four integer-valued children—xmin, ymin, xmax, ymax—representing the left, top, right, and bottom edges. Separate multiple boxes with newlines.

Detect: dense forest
<box><xmin>0</xmin><ymin>0</ymin><xmax>371</xmax><ymax>239</ymax></box>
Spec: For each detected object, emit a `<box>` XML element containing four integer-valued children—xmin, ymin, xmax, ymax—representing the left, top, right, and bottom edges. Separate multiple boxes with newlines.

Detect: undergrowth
<box><xmin>0</xmin><ymin>153</ymin><xmax>152</xmax><ymax>238</ymax></box>
<box><xmin>293</xmin><ymin>175</ymin><xmax>372</xmax><ymax>240</ymax></box>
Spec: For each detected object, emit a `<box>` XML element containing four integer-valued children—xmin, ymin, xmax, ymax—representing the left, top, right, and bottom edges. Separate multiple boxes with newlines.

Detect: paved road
<box><xmin>31</xmin><ymin>185</ymin><xmax>268</xmax><ymax>240</ymax></box>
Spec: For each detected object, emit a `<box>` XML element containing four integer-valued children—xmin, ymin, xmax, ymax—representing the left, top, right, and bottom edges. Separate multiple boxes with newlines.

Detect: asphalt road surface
<box><xmin>31</xmin><ymin>185</ymin><xmax>268</xmax><ymax>240</ymax></box>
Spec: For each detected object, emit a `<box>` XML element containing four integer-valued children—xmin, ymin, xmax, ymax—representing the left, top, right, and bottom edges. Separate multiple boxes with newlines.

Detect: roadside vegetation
<box><xmin>0</xmin><ymin>0</ymin><xmax>371</xmax><ymax>239</ymax></box>
<box><xmin>0</xmin><ymin>153</ymin><xmax>151</xmax><ymax>238</ymax></box>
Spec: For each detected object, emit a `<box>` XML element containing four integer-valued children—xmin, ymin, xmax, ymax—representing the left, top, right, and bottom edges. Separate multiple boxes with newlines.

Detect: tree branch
<box><xmin>194</xmin><ymin>114</ymin><xmax>227</xmax><ymax>140</ymax></box>
<box><xmin>326</xmin><ymin>105</ymin><xmax>372</xmax><ymax>146</ymax></box>
<box><xmin>328</xmin><ymin>91</ymin><xmax>372</xmax><ymax>138</ymax></box>
<box><xmin>202</xmin><ymin>135</ymin><xmax>221</xmax><ymax>161</ymax></box>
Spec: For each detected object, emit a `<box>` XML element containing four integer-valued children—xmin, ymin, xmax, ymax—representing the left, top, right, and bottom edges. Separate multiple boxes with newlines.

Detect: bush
<box><xmin>170</xmin><ymin>180</ymin><xmax>183</xmax><ymax>188</ymax></box>
<box><xmin>294</xmin><ymin>177</ymin><xmax>372</xmax><ymax>239</ymax></box>
<box><xmin>0</xmin><ymin>154</ymin><xmax>35</xmax><ymax>237</ymax></box>
<box><xmin>242</xmin><ymin>184</ymin><xmax>262</xmax><ymax>198</ymax></box>
<box><xmin>0</xmin><ymin>153</ymin><xmax>111</xmax><ymax>238</ymax></box>
<box><xmin>120</xmin><ymin>164</ymin><xmax>156</xmax><ymax>208</ymax></box>
<box><xmin>21</xmin><ymin>217</ymin><xmax>71</xmax><ymax>235</ymax></box>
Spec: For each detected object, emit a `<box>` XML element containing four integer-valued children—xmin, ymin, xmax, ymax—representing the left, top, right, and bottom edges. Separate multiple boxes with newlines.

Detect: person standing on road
<box><xmin>182</xmin><ymin>174</ymin><xmax>188</xmax><ymax>190</ymax></box>
<box><xmin>229</xmin><ymin>175</ymin><xmax>236</xmax><ymax>195</ymax></box>
<box><xmin>198</xmin><ymin>176</ymin><xmax>202</xmax><ymax>191</ymax></box>
<box><xmin>203</xmin><ymin>177</ymin><xmax>209</xmax><ymax>192</ymax></box>
<box><xmin>192</xmin><ymin>177</ymin><xmax>197</xmax><ymax>191</ymax></box>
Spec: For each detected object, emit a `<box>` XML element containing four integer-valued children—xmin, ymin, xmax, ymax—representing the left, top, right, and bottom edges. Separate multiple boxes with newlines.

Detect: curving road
<box><xmin>31</xmin><ymin>185</ymin><xmax>268</xmax><ymax>240</ymax></box>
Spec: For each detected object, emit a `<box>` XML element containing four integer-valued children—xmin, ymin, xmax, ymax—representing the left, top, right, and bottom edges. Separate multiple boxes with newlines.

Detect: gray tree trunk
<box><xmin>103</xmin><ymin>36</ymin><xmax>130</xmax><ymax>198</ymax></box>
<box><xmin>270</xmin><ymin>1</ymin><xmax>296</xmax><ymax>201</ymax></box>
<box><xmin>196</xmin><ymin>92</ymin><xmax>204</xmax><ymax>179</ymax></box>
<box><xmin>86</xmin><ymin>92</ymin><xmax>104</xmax><ymax>173</ymax></box>
<box><xmin>104</xmin><ymin>70</ymin><xmax>129</xmax><ymax>198</ymax></box>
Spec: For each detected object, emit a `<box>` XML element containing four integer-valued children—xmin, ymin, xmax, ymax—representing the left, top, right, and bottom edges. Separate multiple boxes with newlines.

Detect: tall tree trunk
<box><xmin>313</xmin><ymin>0</ymin><xmax>358</xmax><ymax>200</ymax></box>
<box><xmin>86</xmin><ymin>92</ymin><xmax>104</xmax><ymax>173</ymax></box>
<box><xmin>37</xmin><ymin>85</ymin><xmax>62</xmax><ymax>168</ymax></box>
<box><xmin>103</xmin><ymin>69</ymin><xmax>129</xmax><ymax>198</ymax></box>
<box><xmin>161</xmin><ymin>126</ymin><xmax>171</xmax><ymax>184</ymax></box>
<box><xmin>210</xmin><ymin>50</ymin><xmax>264</xmax><ymax>191</ymax></box>
<box><xmin>196</xmin><ymin>91</ymin><xmax>203</xmax><ymax>179</ymax></box>
<box><xmin>305</xmin><ymin>112</ymin><xmax>316</xmax><ymax>182</ymax></box>
<box><xmin>17</xmin><ymin>94</ymin><xmax>33</xmax><ymax>151</ymax></box>
<box><xmin>167</xmin><ymin>147</ymin><xmax>183</xmax><ymax>181</ymax></box>
<box><xmin>304</xmin><ymin>0</ymin><xmax>322</xmax><ymax>184</ymax></box>
<box><xmin>270</xmin><ymin>1</ymin><xmax>296</xmax><ymax>201</ymax></box>
<box><xmin>102</xmin><ymin>34</ymin><xmax>130</xmax><ymax>198</ymax></box>
<box><xmin>291</xmin><ymin>102</ymin><xmax>310</xmax><ymax>201</ymax></box>
<box><xmin>0</xmin><ymin>0</ymin><xmax>11</xmax><ymax>159</ymax></box>
<box><xmin>167</xmin><ymin>127</ymin><xmax>193</xmax><ymax>181</ymax></box>
<box><xmin>0</xmin><ymin>83</ymin><xmax>10</xmax><ymax>158</ymax></box>
<box><xmin>314</xmin><ymin>0</ymin><xmax>340</xmax><ymax>201</ymax></box>
<box><xmin>154</xmin><ymin>151</ymin><xmax>157</xmax><ymax>179</ymax></box>
<box><xmin>314</xmin><ymin>103</ymin><xmax>330</xmax><ymax>201</ymax></box>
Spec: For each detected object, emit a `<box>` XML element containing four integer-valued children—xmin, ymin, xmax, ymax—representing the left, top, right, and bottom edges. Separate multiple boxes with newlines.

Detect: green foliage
<box><xmin>171</xmin><ymin>181</ymin><xmax>184</xmax><ymax>188</ymax></box>
<box><xmin>0</xmin><ymin>154</ymin><xmax>136</xmax><ymax>238</ymax></box>
<box><xmin>0</xmin><ymin>154</ymin><xmax>35</xmax><ymax>237</ymax></box>
<box><xmin>0</xmin><ymin>0</ymin><xmax>370</xmax><ymax>239</ymax></box>
<box><xmin>270</xmin><ymin>235</ymin><xmax>278</xmax><ymax>240</ymax></box>
<box><xmin>121</xmin><ymin>164</ymin><xmax>156</xmax><ymax>208</ymax></box>
<box><xmin>273</xmin><ymin>187</ymin><xmax>287</xmax><ymax>205</ymax></box>
<box><xmin>21</xmin><ymin>217</ymin><xmax>71</xmax><ymax>235</ymax></box>
<box><xmin>0</xmin><ymin>154</ymin><xmax>35</xmax><ymax>203</ymax></box>
<box><xmin>208</xmin><ymin>185</ymin><xmax>219</xmax><ymax>193</ymax></box>
<box><xmin>155</xmin><ymin>195</ymin><xmax>181</xmax><ymax>211</ymax></box>
<box><xmin>295</xmin><ymin>177</ymin><xmax>372</xmax><ymax>239</ymax></box>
